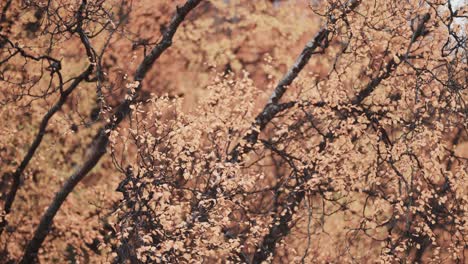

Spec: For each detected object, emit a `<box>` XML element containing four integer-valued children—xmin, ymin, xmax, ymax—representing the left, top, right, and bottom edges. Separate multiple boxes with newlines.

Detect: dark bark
<box><xmin>229</xmin><ymin>0</ymin><xmax>361</xmax><ymax>163</ymax></box>
<box><xmin>0</xmin><ymin>65</ymin><xmax>92</xmax><ymax>236</ymax></box>
<box><xmin>0</xmin><ymin>0</ymin><xmax>95</xmax><ymax>235</ymax></box>
<box><xmin>250</xmin><ymin>12</ymin><xmax>431</xmax><ymax>263</ymax></box>
<box><xmin>19</xmin><ymin>0</ymin><xmax>202</xmax><ymax>263</ymax></box>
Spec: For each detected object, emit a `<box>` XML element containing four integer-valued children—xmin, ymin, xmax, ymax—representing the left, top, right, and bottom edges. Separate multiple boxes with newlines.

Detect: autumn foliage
<box><xmin>0</xmin><ymin>0</ymin><xmax>467</xmax><ymax>263</ymax></box>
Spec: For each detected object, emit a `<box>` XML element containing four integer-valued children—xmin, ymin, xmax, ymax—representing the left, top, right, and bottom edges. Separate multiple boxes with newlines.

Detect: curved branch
<box><xmin>19</xmin><ymin>1</ymin><xmax>202</xmax><ymax>262</ymax></box>
<box><xmin>229</xmin><ymin>0</ymin><xmax>361</xmax><ymax>163</ymax></box>
<box><xmin>0</xmin><ymin>0</ymin><xmax>97</xmax><ymax>236</ymax></box>
<box><xmin>250</xmin><ymin>12</ymin><xmax>432</xmax><ymax>264</ymax></box>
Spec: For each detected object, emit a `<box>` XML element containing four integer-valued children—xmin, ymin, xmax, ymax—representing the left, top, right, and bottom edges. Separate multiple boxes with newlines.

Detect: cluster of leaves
<box><xmin>112</xmin><ymin>0</ymin><xmax>467</xmax><ymax>263</ymax></box>
<box><xmin>0</xmin><ymin>0</ymin><xmax>466</xmax><ymax>263</ymax></box>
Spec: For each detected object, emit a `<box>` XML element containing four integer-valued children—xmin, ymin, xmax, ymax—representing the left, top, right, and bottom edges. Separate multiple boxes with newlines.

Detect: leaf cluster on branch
<box><xmin>0</xmin><ymin>0</ymin><xmax>466</xmax><ymax>263</ymax></box>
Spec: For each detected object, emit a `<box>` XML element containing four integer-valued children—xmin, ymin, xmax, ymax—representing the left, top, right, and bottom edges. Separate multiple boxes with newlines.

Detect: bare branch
<box><xmin>229</xmin><ymin>0</ymin><xmax>361</xmax><ymax>163</ymax></box>
<box><xmin>0</xmin><ymin>0</ymin><xmax>98</xmax><ymax>236</ymax></box>
<box><xmin>250</xmin><ymin>12</ymin><xmax>432</xmax><ymax>263</ymax></box>
<box><xmin>19</xmin><ymin>1</ymin><xmax>202</xmax><ymax>262</ymax></box>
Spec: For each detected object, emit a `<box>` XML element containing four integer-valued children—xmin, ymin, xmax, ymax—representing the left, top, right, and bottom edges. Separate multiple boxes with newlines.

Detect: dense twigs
<box><xmin>113</xmin><ymin>1</ymin><xmax>466</xmax><ymax>263</ymax></box>
<box><xmin>0</xmin><ymin>0</ymin><xmax>466</xmax><ymax>263</ymax></box>
<box><xmin>229</xmin><ymin>0</ymin><xmax>361</xmax><ymax>163</ymax></box>
<box><xmin>18</xmin><ymin>0</ymin><xmax>202</xmax><ymax>263</ymax></box>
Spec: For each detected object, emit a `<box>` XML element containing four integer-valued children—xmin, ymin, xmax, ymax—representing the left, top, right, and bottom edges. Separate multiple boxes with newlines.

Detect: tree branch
<box><xmin>229</xmin><ymin>0</ymin><xmax>361</xmax><ymax>163</ymax></box>
<box><xmin>19</xmin><ymin>1</ymin><xmax>202</xmax><ymax>262</ymax></box>
<box><xmin>0</xmin><ymin>0</ymin><xmax>97</xmax><ymax>236</ymax></box>
<box><xmin>250</xmin><ymin>11</ymin><xmax>432</xmax><ymax>264</ymax></box>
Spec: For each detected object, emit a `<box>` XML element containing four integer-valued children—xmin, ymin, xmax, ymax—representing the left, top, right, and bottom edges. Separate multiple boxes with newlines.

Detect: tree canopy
<box><xmin>0</xmin><ymin>0</ymin><xmax>466</xmax><ymax>263</ymax></box>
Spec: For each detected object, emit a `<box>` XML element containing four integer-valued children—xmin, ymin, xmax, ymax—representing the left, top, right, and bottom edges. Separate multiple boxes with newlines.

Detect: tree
<box><xmin>1</xmin><ymin>0</ymin><xmax>466</xmax><ymax>263</ymax></box>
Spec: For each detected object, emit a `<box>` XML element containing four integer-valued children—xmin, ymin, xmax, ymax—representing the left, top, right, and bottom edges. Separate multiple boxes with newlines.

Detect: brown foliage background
<box><xmin>0</xmin><ymin>0</ymin><xmax>466</xmax><ymax>263</ymax></box>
